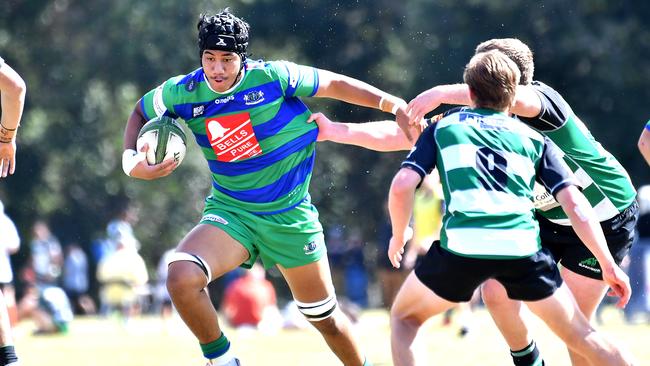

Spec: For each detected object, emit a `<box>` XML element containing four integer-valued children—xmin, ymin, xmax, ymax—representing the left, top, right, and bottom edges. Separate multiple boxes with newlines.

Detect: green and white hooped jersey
<box><xmin>140</xmin><ymin>59</ymin><xmax>320</xmax><ymax>214</ymax></box>
<box><xmin>402</xmin><ymin>108</ymin><xmax>576</xmax><ymax>259</ymax></box>
<box><xmin>522</xmin><ymin>81</ymin><xmax>636</xmax><ymax>225</ymax></box>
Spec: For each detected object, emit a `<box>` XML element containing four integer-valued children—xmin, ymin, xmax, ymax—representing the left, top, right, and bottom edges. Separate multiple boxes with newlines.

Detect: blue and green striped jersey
<box><xmin>140</xmin><ymin>59</ymin><xmax>320</xmax><ymax>214</ymax></box>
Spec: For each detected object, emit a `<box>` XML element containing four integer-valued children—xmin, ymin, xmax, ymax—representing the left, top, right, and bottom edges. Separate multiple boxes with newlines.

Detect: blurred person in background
<box><xmin>154</xmin><ymin>248</ymin><xmax>175</xmax><ymax>325</ymax></box>
<box><xmin>106</xmin><ymin>203</ymin><xmax>140</xmax><ymax>252</ymax></box>
<box><xmin>96</xmin><ymin>235</ymin><xmax>149</xmax><ymax>324</ymax></box>
<box><xmin>30</xmin><ymin>220</ymin><xmax>63</xmax><ymax>287</ymax></box>
<box><xmin>624</xmin><ymin>185</ymin><xmax>650</xmax><ymax>323</ymax></box>
<box><xmin>0</xmin><ymin>199</ymin><xmax>20</xmax><ymax>365</ymax></box>
<box><xmin>62</xmin><ymin>243</ymin><xmax>95</xmax><ymax>315</ymax></box>
<box><xmin>638</xmin><ymin>120</ymin><xmax>650</xmax><ymax>165</ymax></box>
<box><xmin>17</xmin><ymin>283</ymin><xmax>73</xmax><ymax>336</ymax></box>
<box><xmin>220</xmin><ymin>262</ymin><xmax>281</xmax><ymax>332</ymax></box>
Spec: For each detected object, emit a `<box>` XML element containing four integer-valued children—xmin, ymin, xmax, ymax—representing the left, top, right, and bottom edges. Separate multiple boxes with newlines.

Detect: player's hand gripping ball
<box><xmin>136</xmin><ymin>116</ymin><xmax>187</xmax><ymax>166</ymax></box>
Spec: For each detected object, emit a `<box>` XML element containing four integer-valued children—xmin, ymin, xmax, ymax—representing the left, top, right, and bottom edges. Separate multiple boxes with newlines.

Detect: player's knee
<box><xmin>481</xmin><ymin>281</ymin><xmax>508</xmax><ymax>309</ymax></box>
<box><xmin>166</xmin><ymin>261</ymin><xmax>208</xmax><ymax>295</ymax></box>
<box><xmin>390</xmin><ymin>306</ymin><xmax>423</xmax><ymax>330</ymax></box>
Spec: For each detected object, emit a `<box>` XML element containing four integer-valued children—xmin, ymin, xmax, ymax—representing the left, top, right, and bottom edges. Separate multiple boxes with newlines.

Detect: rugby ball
<box><xmin>136</xmin><ymin>116</ymin><xmax>187</xmax><ymax>165</ymax></box>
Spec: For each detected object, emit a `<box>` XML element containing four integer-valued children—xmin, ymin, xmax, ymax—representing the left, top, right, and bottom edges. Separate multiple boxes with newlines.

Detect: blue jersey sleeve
<box><xmin>400</xmin><ymin>124</ymin><xmax>438</xmax><ymax>183</ymax></box>
<box><xmin>269</xmin><ymin>60</ymin><xmax>319</xmax><ymax>98</ymax></box>
<box><xmin>140</xmin><ymin>76</ymin><xmax>184</xmax><ymax>121</ymax></box>
<box><xmin>536</xmin><ymin>137</ymin><xmax>579</xmax><ymax>197</ymax></box>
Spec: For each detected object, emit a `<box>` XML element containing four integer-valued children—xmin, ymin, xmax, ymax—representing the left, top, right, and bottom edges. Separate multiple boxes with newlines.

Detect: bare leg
<box><xmin>278</xmin><ymin>255</ymin><xmax>365</xmax><ymax>366</ymax></box>
<box><xmin>481</xmin><ymin>279</ymin><xmax>532</xmax><ymax>351</ymax></box>
<box><xmin>560</xmin><ymin>267</ymin><xmax>610</xmax><ymax>366</ymax></box>
<box><xmin>526</xmin><ymin>283</ymin><xmax>634</xmax><ymax>366</ymax></box>
<box><xmin>390</xmin><ymin>272</ymin><xmax>456</xmax><ymax>366</ymax></box>
<box><xmin>166</xmin><ymin>224</ymin><xmax>249</xmax><ymax>343</ymax></box>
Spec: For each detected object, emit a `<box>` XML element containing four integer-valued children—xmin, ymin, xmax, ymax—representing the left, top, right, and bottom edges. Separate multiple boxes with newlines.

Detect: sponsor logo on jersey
<box><xmin>205</xmin><ymin>112</ymin><xmax>262</xmax><ymax>162</ymax></box>
<box><xmin>201</xmin><ymin>214</ymin><xmax>229</xmax><ymax>225</ymax></box>
<box><xmin>578</xmin><ymin>257</ymin><xmax>601</xmax><ymax>273</ymax></box>
<box><xmin>214</xmin><ymin>95</ymin><xmax>235</xmax><ymax>105</ymax></box>
<box><xmin>192</xmin><ymin>105</ymin><xmax>205</xmax><ymax>117</ymax></box>
<box><xmin>303</xmin><ymin>241</ymin><xmax>319</xmax><ymax>255</ymax></box>
<box><xmin>243</xmin><ymin>90</ymin><xmax>265</xmax><ymax>105</ymax></box>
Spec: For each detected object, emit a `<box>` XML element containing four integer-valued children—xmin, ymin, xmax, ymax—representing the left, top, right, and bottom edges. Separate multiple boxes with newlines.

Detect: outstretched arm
<box><xmin>0</xmin><ymin>60</ymin><xmax>26</xmax><ymax>177</ymax></box>
<box><xmin>121</xmin><ymin>101</ymin><xmax>177</xmax><ymax>180</ymax></box>
<box><xmin>555</xmin><ymin>186</ymin><xmax>631</xmax><ymax>308</ymax></box>
<box><xmin>406</xmin><ymin>83</ymin><xmax>542</xmax><ymax>125</ymax></box>
<box><xmin>638</xmin><ymin>123</ymin><xmax>650</xmax><ymax>166</ymax></box>
<box><xmin>308</xmin><ymin>112</ymin><xmax>413</xmax><ymax>151</ymax></box>
<box><xmin>314</xmin><ymin>69</ymin><xmax>426</xmax><ymax>142</ymax></box>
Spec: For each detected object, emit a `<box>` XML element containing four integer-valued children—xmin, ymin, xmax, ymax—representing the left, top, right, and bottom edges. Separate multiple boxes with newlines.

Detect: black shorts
<box><xmin>414</xmin><ymin>242</ymin><xmax>562</xmax><ymax>302</ymax></box>
<box><xmin>537</xmin><ymin>200</ymin><xmax>638</xmax><ymax>280</ymax></box>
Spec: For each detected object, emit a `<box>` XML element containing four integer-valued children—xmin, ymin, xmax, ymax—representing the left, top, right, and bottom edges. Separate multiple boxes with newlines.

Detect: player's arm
<box><xmin>537</xmin><ymin>138</ymin><xmax>630</xmax><ymax>308</ymax></box>
<box><xmin>388</xmin><ymin>168</ymin><xmax>419</xmax><ymax>268</ymax></box>
<box><xmin>307</xmin><ymin>112</ymin><xmax>412</xmax><ymax>151</ymax></box>
<box><xmin>388</xmin><ymin>126</ymin><xmax>438</xmax><ymax>268</ymax></box>
<box><xmin>0</xmin><ymin>60</ymin><xmax>26</xmax><ymax>177</ymax></box>
<box><xmin>314</xmin><ymin>69</ymin><xmax>424</xmax><ymax>142</ymax></box>
<box><xmin>406</xmin><ymin>83</ymin><xmax>542</xmax><ymax>124</ymax></box>
<box><xmin>121</xmin><ymin>101</ymin><xmax>176</xmax><ymax>180</ymax></box>
<box><xmin>638</xmin><ymin>122</ymin><xmax>650</xmax><ymax>166</ymax></box>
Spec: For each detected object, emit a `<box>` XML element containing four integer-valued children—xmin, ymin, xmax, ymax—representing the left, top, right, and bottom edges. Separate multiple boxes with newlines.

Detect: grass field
<box><xmin>15</xmin><ymin>307</ymin><xmax>649</xmax><ymax>365</ymax></box>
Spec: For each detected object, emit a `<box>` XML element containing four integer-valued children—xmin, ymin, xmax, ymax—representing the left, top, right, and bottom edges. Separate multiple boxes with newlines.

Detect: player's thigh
<box><xmin>560</xmin><ymin>266</ymin><xmax>608</xmax><ymax>320</ymax></box>
<box><xmin>176</xmin><ymin>223</ymin><xmax>250</xmax><ymax>279</ymax></box>
<box><xmin>391</xmin><ymin>271</ymin><xmax>455</xmax><ymax>323</ymax></box>
<box><xmin>277</xmin><ymin>255</ymin><xmax>335</xmax><ymax>302</ymax></box>
<box><xmin>525</xmin><ymin>283</ymin><xmax>593</xmax><ymax>342</ymax></box>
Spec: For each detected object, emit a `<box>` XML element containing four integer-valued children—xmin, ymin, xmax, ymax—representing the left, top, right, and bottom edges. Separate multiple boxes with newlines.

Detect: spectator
<box><xmin>17</xmin><ymin>283</ymin><xmax>73</xmax><ymax>335</ymax></box>
<box><xmin>30</xmin><ymin>220</ymin><xmax>63</xmax><ymax>286</ymax></box>
<box><xmin>96</xmin><ymin>236</ymin><xmax>149</xmax><ymax>322</ymax></box>
<box><xmin>221</xmin><ymin>262</ymin><xmax>280</xmax><ymax>331</ymax></box>
<box><xmin>62</xmin><ymin>243</ymin><xmax>95</xmax><ymax>315</ymax></box>
<box><xmin>625</xmin><ymin>185</ymin><xmax>650</xmax><ymax>323</ymax></box>
<box><xmin>106</xmin><ymin>204</ymin><xmax>140</xmax><ymax>251</ymax></box>
<box><xmin>153</xmin><ymin>248</ymin><xmax>174</xmax><ymax>321</ymax></box>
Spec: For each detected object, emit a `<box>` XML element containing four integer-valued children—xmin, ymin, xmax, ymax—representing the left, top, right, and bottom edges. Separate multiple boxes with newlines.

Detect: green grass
<box><xmin>15</xmin><ymin>307</ymin><xmax>649</xmax><ymax>365</ymax></box>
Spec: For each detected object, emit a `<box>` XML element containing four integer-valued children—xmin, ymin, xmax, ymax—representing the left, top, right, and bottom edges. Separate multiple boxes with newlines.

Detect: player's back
<box><xmin>435</xmin><ymin>108</ymin><xmax>546</xmax><ymax>259</ymax></box>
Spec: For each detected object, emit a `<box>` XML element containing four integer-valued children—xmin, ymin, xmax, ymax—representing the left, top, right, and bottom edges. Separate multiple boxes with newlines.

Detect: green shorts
<box><xmin>200</xmin><ymin>196</ymin><xmax>326</xmax><ymax>269</ymax></box>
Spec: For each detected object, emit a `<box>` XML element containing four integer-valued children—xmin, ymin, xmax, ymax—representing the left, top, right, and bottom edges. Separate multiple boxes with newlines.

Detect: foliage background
<box><xmin>1</xmin><ymin>0</ymin><xmax>649</xmax><ymax>297</ymax></box>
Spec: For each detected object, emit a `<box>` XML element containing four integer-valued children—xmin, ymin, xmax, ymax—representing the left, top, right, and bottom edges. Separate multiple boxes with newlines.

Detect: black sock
<box><xmin>510</xmin><ymin>340</ymin><xmax>544</xmax><ymax>366</ymax></box>
<box><xmin>0</xmin><ymin>345</ymin><xmax>18</xmax><ymax>365</ymax></box>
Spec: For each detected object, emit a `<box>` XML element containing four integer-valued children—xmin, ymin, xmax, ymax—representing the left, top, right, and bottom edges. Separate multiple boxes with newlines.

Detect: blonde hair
<box><xmin>463</xmin><ymin>50</ymin><xmax>520</xmax><ymax>110</ymax></box>
<box><xmin>475</xmin><ymin>38</ymin><xmax>533</xmax><ymax>85</ymax></box>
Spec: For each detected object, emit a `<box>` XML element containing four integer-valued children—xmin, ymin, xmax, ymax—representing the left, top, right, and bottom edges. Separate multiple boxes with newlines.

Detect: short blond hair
<box><xmin>475</xmin><ymin>38</ymin><xmax>533</xmax><ymax>85</ymax></box>
<box><xmin>463</xmin><ymin>50</ymin><xmax>520</xmax><ymax>110</ymax></box>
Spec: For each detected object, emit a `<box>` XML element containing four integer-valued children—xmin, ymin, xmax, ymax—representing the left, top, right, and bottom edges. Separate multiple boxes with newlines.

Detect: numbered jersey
<box><xmin>141</xmin><ymin>59</ymin><xmax>320</xmax><ymax>214</ymax></box>
<box><xmin>520</xmin><ymin>81</ymin><xmax>636</xmax><ymax>225</ymax></box>
<box><xmin>403</xmin><ymin>108</ymin><xmax>576</xmax><ymax>259</ymax></box>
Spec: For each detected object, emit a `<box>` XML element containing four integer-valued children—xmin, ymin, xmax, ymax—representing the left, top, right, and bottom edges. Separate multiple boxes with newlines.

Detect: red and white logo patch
<box><xmin>205</xmin><ymin>113</ymin><xmax>262</xmax><ymax>162</ymax></box>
